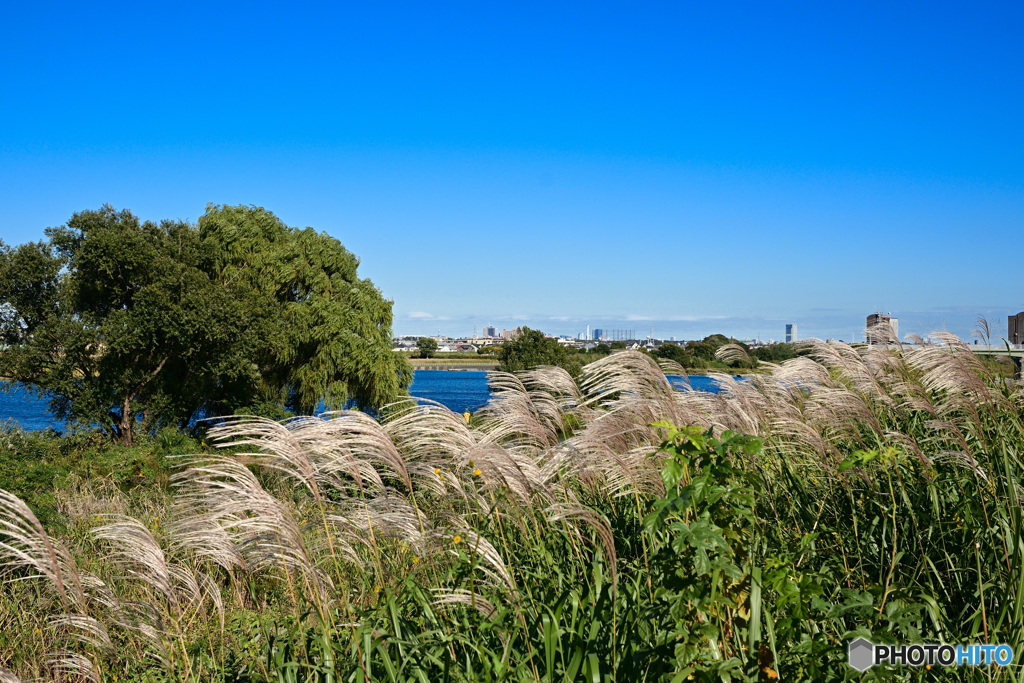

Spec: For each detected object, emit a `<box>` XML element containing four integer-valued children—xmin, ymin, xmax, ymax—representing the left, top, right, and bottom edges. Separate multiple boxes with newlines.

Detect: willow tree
<box><xmin>198</xmin><ymin>204</ymin><xmax>411</xmax><ymax>414</ymax></box>
<box><xmin>0</xmin><ymin>204</ymin><xmax>410</xmax><ymax>444</ymax></box>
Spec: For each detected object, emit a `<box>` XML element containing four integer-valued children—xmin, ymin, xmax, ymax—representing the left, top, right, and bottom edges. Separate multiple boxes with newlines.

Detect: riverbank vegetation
<box><xmin>1</xmin><ymin>334</ymin><xmax>1022</xmax><ymax>681</ymax></box>
<box><xmin>494</xmin><ymin>328</ymin><xmax>798</xmax><ymax>378</ymax></box>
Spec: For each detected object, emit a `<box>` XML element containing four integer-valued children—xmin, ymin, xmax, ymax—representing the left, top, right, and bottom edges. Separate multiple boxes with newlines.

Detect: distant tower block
<box><xmin>866</xmin><ymin>313</ymin><xmax>899</xmax><ymax>345</ymax></box>
<box><xmin>785</xmin><ymin>323</ymin><xmax>798</xmax><ymax>344</ymax></box>
<box><xmin>1009</xmin><ymin>312</ymin><xmax>1024</xmax><ymax>346</ymax></box>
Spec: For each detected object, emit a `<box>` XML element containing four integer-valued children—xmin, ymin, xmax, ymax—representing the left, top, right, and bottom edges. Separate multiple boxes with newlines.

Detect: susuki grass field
<box><xmin>1</xmin><ymin>331</ymin><xmax>1023</xmax><ymax>681</ymax></box>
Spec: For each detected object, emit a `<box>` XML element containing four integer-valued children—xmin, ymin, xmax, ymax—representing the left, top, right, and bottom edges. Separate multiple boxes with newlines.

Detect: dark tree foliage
<box><xmin>701</xmin><ymin>334</ymin><xmax>733</xmax><ymax>347</ymax></box>
<box><xmin>657</xmin><ymin>334</ymin><xmax>759</xmax><ymax>370</ymax></box>
<box><xmin>688</xmin><ymin>341</ymin><xmax>717</xmax><ymax>361</ymax></box>
<box><xmin>0</xmin><ymin>204</ymin><xmax>410</xmax><ymax>444</ymax></box>
<box><xmin>198</xmin><ymin>204</ymin><xmax>411</xmax><ymax>414</ymax></box>
<box><xmin>750</xmin><ymin>343</ymin><xmax>799</xmax><ymax>363</ymax></box>
<box><xmin>656</xmin><ymin>343</ymin><xmax>707</xmax><ymax>370</ymax></box>
<box><xmin>416</xmin><ymin>337</ymin><xmax>438</xmax><ymax>359</ymax></box>
<box><xmin>497</xmin><ymin>327</ymin><xmax>582</xmax><ymax>377</ymax></box>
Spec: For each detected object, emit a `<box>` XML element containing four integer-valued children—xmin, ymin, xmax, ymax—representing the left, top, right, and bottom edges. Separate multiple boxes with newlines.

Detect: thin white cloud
<box><xmin>407</xmin><ymin>312</ymin><xmax>435</xmax><ymax>319</ymax></box>
<box><xmin>624</xmin><ymin>314</ymin><xmax>729</xmax><ymax>322</ymax></box>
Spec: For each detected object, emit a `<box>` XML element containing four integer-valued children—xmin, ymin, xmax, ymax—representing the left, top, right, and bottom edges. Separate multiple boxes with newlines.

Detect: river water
<box><xmin>0</xmin><ymin>370</ymin><xmax>729</xmax><ymax>432</ymax></box>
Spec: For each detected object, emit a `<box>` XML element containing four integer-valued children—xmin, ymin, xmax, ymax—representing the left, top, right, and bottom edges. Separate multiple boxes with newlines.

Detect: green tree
<box><xmin>198</xmin><ymin>204</ymin><xmax>411</xmax><ymax>414</ymax></box>
<box><xmin>497</xmin><ymin>327</ymin><xmax>582</xmax><ymax>377</ymax></box>
<box><xmin>416</xmin><ymin>337</ymin><xmax>438</xmax><ymax>358</ymax></box>
<box><xmin>0</xmin><ymin>204</ymin><xmax>410</xmax><ymax>444</ymax></box>
<box><xmin>751</xmin><ymin>343</ymin><xmax>798</xmax><ymax>363</ymax></box>
<box><xmin>688</xmin><ymin>341</ymin><xmax>717</xmax><ymax>361</ymax></box>
<box><xmin>656</xmin><ymin>342</ymin><xmax>690</xmax><ymax>364</ymax></box>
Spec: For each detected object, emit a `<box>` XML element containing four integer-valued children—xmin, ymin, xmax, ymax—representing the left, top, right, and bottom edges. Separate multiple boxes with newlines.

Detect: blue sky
<box><xmin>1</xmin><ymin>1</ymin><xmax>1021</xmax><ymax>342</ymax></box>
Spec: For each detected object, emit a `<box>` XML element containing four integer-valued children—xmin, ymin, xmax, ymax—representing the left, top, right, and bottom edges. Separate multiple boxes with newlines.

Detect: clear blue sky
<box><xmin>2</xmin><ymin>2</ymin><xmax>1021</xmax><ymax>342</ymax></box>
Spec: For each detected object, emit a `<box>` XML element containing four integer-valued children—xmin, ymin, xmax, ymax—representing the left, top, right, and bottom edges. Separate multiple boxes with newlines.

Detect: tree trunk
<box><xmin>117</xmin><ymin>397</ymin><xmax>134</xmax><ymax>447</ymax></box>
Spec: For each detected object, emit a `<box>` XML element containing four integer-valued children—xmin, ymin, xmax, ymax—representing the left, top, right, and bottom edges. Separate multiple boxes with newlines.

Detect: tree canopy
<box><xmin>0</xmin><ymin>204</ymin><xmax>410</xmax><ymax>444</ymax></box>
<box><xmin>497</xmin><ymin>328</ymin><xmax>582</xmax><ymax>377</ymax></box>
<box><xmin>656</xmin><ymin>334</ymin><xmax>758</xmax><ymax>370</ymax></box>
<box><xmin>416</xmin><ymin>337</ymin><xmax>438</xmax><ymax>358</ymax></box>
<box><xmin>750</xmin><ymin>342</ymin><xmax>799</xmax><ymax>363</ymax></box>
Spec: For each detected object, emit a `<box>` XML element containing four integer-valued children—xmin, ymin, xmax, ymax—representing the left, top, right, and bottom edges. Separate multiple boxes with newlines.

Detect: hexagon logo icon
<box><xmin>848</xmin><ymin>638</ymin><xmax>875</xmax><ymax>671</ymax></box>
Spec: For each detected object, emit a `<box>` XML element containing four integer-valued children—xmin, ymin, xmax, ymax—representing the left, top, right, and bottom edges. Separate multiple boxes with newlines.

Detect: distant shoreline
<box><xmin>404</xmin><ymin>359</ymin><xmax>758</xmax><ymax>377</ymax></box>
<box><xmin>408</xmin><ymin>359</ymin><xmax>498</xmax><ymax>371</ymax></box>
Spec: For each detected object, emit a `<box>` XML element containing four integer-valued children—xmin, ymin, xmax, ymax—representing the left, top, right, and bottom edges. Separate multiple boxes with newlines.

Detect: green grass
<box><xmin>1</xmin><ymin>341</ymin><xmax>1022</xmax><ymax>681</ymax></box>
<box><xmin>0</xmin><ymin>425</ymin><xmax>194</xmax><ymax>527</ymax></box>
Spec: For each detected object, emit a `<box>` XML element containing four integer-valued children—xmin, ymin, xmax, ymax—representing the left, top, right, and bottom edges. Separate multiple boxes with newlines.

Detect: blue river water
<box><xmin>0</xmin><ymin>370</ymin><xmax>728</xmax><ymax>433</ymax></box>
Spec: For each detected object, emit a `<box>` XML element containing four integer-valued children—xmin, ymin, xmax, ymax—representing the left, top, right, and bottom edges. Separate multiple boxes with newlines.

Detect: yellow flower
<box><xmin>412</xmin><ymin>556</ymin><xmax>420</xmax><ymax>564</ymax></box>
<box><xmin>434</xmin><ymin>468</ymin><xmax>441</xmax><ymax>475</ymax></box>
<box><xmin>374</xmin><ymin>586</ymin><xmax>380</xmax><ymax>594</ymax></box>
<box><xmin>474</xmin><ymin>469</ymin><xmax>482</xmax><ymax>477</ymax></box>
<box><xmin>453</xmin><ymin>534</ymin><xmax>462</xmax><ymax>544</ymax></box>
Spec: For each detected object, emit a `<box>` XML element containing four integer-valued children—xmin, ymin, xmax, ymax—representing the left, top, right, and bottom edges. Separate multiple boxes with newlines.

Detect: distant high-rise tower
<box><xmin>866</xmin><ymin>313</ymin><xmax>899</xmax><ymax>345</ymax></box>
<box><xmin>1009</xmin><ymin>312</ymin><xmax>1024</xmax><ymax>345</ymax></box>
<box><xmin>483</xmin><ymin>325</ymin><xmax>496</xmax><ymax>338</ymax></box>
<box><xmin>593</xmin><ymin>328</ymin><xmax>604</xmax><ymax>341</ymax></box>
<box><xmin>785</xmin><ymin>323</ymin><xmax>798</xmax><ymax>344</ymax></box>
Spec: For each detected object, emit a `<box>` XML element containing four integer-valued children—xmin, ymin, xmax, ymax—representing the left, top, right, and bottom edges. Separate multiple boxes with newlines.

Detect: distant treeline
<box><xmin>492</xmin><ymin>328</ymin><xmax>799</xmax><ymax>376</ymax></box>
<box><xmin>652</xmin><ymin>334</ymin><xmax>799</xmax><ymax>370</ymax></box>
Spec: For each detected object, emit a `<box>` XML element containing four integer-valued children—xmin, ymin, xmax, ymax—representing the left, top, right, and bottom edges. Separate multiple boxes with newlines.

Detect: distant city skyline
<box><xmin>393</xmin><ymin>305</ymin><xmax>1022</xmax><ymax>344</ymax></box>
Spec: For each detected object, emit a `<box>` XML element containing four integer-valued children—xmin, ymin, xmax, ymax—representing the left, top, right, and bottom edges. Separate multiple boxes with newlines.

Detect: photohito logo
<box><xmin>848</xmin><ymin>638</ymin><xmax>1014</xmax><ymax>671</ymax></box>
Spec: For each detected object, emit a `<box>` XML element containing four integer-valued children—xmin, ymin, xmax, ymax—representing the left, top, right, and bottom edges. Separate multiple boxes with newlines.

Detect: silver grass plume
<box><xmin>315</xmin><ymin>410</ymin><xmax>416</xmax><ymax>495</ymax></box>
<box><xmin>205</xmin><ymin>416</ymin><xmax>323</xmax><ymax>501</ymax></box>
<box><xmin>546</xmin><ymin>505</ymin><xmax>618</xmax><ymax>590</ymax></box>
<box><xmin>170</xmin><ymin>456</ymin><xmax>325</xmax><ymax>595</ymax></box>
<box><xmin>431</xmin><ymin>588</ymin><xmax>498</xmax><ymax>620</ymax></box>
<box><xmin>480</xmin><ymin>371</ymin><xmax>564</xmax><ymax>451</ymax></box>
<box><xmin>46</xmin><ymin>613</ymin><xmax>114</xmax><ymax>680</ymax></box>
<box><xmin>46</xmin><ymin>651</ymin><xmax>100</xmax><ymax>683</ymax></box>
<box><xmin>447</xmin><ymin>530</ymin><xmax>516</xmax><ymax>594</ymax></box>
<box><xmin>0</xmin><ymin>490</ymin><xmax>86</xmax><ymax>611</ymax></box>
<box><xmin>114</xmin><ymin>601</ymin><xmax>170</xmax><ymax>667</ymax></box>
<box><xmin>92</xmin><ymin>516</ymin><xmax>190</xmax><ymax>613</ymax></box>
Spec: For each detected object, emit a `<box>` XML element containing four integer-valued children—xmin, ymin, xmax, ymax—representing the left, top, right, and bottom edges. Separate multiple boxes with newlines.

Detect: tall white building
<box><xmin>866</xmin><ymin>314</ymin><xmax>899</xmax><ymax>345</ymax></box>
<box><xmin>785</xmin><ymin>323</ymin><xmax>798</xmax><ymax>344</ymax></box>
